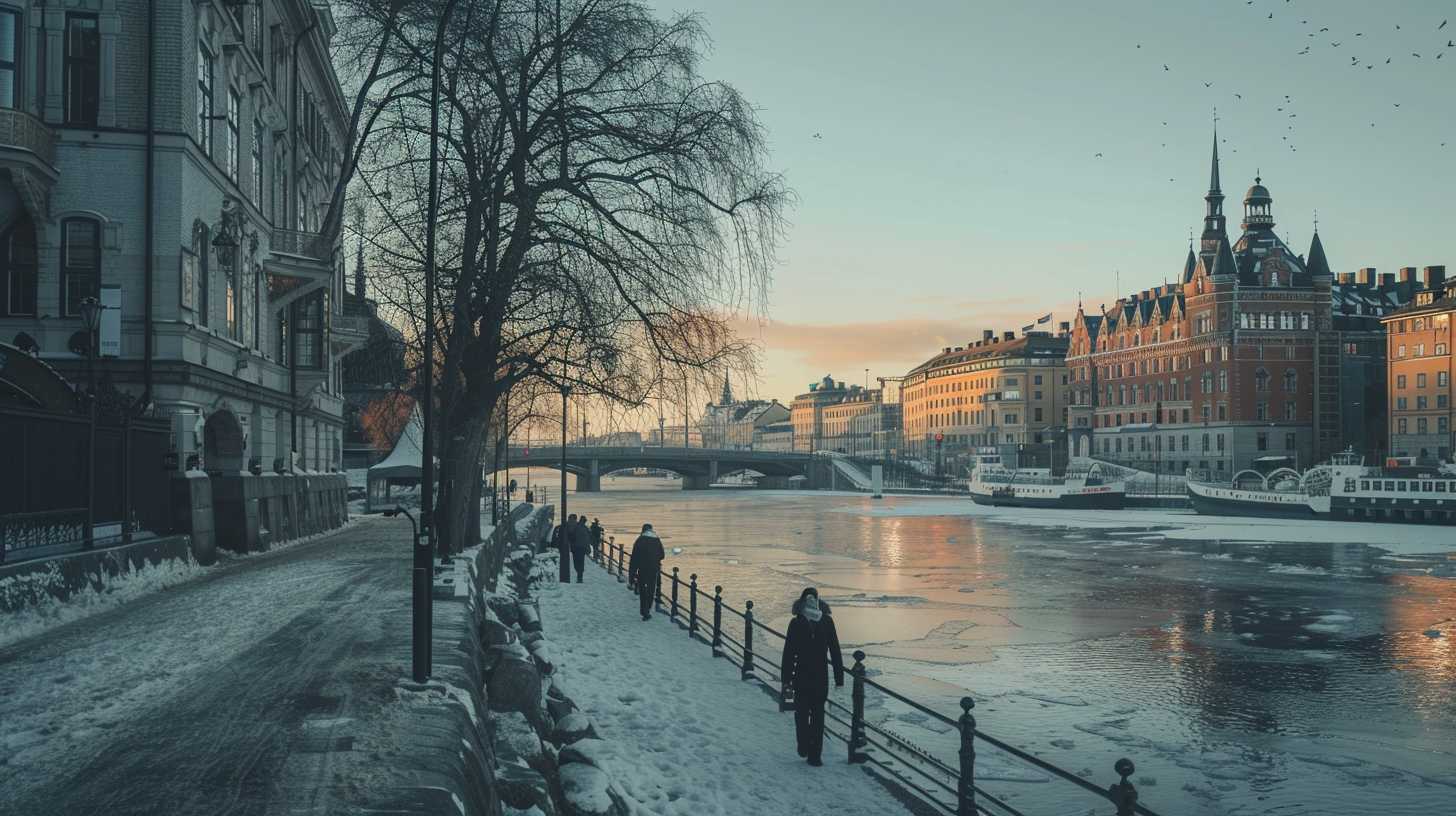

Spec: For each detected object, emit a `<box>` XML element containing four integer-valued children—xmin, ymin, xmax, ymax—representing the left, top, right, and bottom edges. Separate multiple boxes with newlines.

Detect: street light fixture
<box><xmin>385</xmin><ymin>505</ymin><xmax>430</xmax><ymax>683</ymax></box>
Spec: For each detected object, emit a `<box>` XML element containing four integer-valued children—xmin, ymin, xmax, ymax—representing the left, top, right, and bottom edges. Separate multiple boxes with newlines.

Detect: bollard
<box><xmin>670</xmin><ymin>566</ymin><xmax>680</xmax><ymax>621</ymax></box>
<box><xmin>848</xmin><ymin>650</ymin><xmax>868</xmax><ymax>763</ymax></box>
<box><xmin>689</xmin><ymin>574</ymin><xmax>699</xmax><ymax>638</ymax></box>
<box><xmin>1108</xmin><ymin>758</ymin><xmax>1138</xmax><ymax>816</ymax></box>
<box><xmin>957</xmin><ymin>697</ymin><xmax>976</xmax><ymax>815</ymax></box>
<box><xmin>712</xmin><ymin>585</ymin><xmax>724</xmax><ymax>657</ymax></box>
<box><xmin>742</xmin><ymin>600</ymin><xmax>756</xmax><ymax>680</ymax></box>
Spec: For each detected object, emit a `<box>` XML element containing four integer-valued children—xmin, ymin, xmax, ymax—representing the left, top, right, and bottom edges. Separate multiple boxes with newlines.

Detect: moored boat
<box><xmin>968</xmin><ymin>449</ymin><xmax>1126</xmax><ymax>510</ymax></box>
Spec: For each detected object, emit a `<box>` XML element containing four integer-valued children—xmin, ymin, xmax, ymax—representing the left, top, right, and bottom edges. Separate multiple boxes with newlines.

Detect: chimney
<box><xmin>982</xmin><ymin>329</ymin><xmax>994</xmax><ymax>341</ymax></box>
<box><xmin>942</xmin><ymin>347</ymin><xmax>951</xmax><ymax>355</ymax></box>
<box><xmin>1379</xmin><ymin>273</ymin><xmax>1395</xmax><ymax>287</ymax></box>
<box><xmin>1002</xmin><ymin>330</ymin><xmax>1015</xmax><ymax>341</ymax></box>
<box><xmin>1357</xmin><ymin>267</ymin><xmax>1377</xmax><ymax>286</ymax></box>
<box><xmin>1399</xmin><ymin>267</ymin><xmax>1417</xmax><ymax>284</ymax></box>
<box><xmin>1425</xmin><ymin>266</ymin><xmax>1447</xmax><ymax>289</ymax></box>
<box><xmin>1059</xmin><ymin>320</ymin><xmax>1071</xmax><ymax>335</ymax></box>
<box><xmin>1337</xmin><ymin>272</ymin><xmax>1354</xmax><ymax>285</ymax></box>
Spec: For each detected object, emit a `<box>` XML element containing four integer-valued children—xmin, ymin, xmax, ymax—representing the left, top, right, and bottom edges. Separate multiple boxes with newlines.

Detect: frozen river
<box><xmin>557</xmin><ymin>474</ymin><xmax>1456</xmax><ymax>816</ymax></box>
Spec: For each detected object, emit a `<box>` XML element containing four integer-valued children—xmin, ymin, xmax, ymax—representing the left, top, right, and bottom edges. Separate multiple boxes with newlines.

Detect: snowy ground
<box><xmin>534</xmin><ymin>557</ymin><xmax>919</xmax><ymax>816</ymax></box>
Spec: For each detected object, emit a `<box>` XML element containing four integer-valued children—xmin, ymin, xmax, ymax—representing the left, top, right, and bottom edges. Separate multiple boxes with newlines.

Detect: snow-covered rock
<box><xmin>558</xmin><ymin>738</ymin><xmax>617</xmax><ymax>769</ymax></box>
<box><xmin>496</xmin><ymin>760</ymin><xmax>556</xmax><ymax>816</ymax></box>
<box><xmin>558</xmin><ymin>763</ymin><xmax>628</xmax><ymax>816</ymax></box>
<box><xmin>493</xmin><ymin>710</ymin><xmax>546</xmax><ymax>763</ymax></box>
<box><xmin>550</xmin><ymin>711</ymin><xmax>594</xmax><ymax>745</ymax></box>
<box><xmin>488</xmin><ymin>648</ymin><xmax>543</xmax><ymax>714</ymax></box>
<box><xmin>518</xmin><ymin>603</ymin><xmax>543</xmax><ymax>633</ymax></box>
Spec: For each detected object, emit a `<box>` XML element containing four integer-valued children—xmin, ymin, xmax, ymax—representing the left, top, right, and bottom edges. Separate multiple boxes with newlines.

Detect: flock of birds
<box><xmin>1101</xmin><ymin>3</ymin><xmax>1454</xmax><ymax>176</ymax></box>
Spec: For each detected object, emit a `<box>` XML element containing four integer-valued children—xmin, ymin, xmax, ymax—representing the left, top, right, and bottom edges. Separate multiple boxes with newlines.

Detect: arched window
<box><xmin>1255</xmin><ymin>368</ymin><xmax>1269</xmax><ymax>392</ymax></box>
<box><xmin>60</xmin><ymin>217</ymin><xmax>101</xmax><ymax>316</ymax></box>
<box><xmin>193</xmin><ymin>221</ymin><xmax>210</xmax><ymax>326</ymax></box>
<box><xmin>1</xmin><ymin>214</ymin><xmax>37</xmax><ymax>316</ymax></box>
<box><xmin>1283</xmin><ymin>369</ymin><xmax>1297</xmax><ymax>392</ymax></box>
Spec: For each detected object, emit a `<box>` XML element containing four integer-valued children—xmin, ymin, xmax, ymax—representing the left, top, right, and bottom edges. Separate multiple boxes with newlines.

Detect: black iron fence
<box><xmin>0</xmin><ymin>406</ymin><xmax>171</xmax><ymax>564</ymax></box>
<box><xmin>594</xmin><ymin>537</ymin><xmax>1158</xmax><ymax>816</ymax></box>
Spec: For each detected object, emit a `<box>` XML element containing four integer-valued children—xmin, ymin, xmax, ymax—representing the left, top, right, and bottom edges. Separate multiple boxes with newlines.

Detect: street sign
<box><xmin>934</xmin><ymin>433</ymin><xmax>944</xmax><ymax>443</ymax></box>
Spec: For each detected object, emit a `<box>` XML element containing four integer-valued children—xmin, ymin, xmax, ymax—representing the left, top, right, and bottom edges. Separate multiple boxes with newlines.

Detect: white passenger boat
<box><xmin>968</xmin><ymin>450</ymin><xmax>1126</xmax><ymax>510</ymax></box>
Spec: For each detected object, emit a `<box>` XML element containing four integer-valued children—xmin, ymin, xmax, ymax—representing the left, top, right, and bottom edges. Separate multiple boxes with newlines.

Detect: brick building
<box><xmin>900</xmin><ymin>330</ymin><xmax>1069</xmax><ymax>470</ymax></box>
<box><xmin>1066</xmin><ymin>137</ymin><xmax>1337</xmax><ymax>476</ymax></box>
<box><xmin>1381</xmin><ymin>269</ymin><xmax>1453</xmax><ymax>462</ymax></box>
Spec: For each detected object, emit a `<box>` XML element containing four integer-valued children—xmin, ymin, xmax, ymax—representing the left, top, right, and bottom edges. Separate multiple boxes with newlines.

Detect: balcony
<box><xmin>331</xmin><ymin>298</ymin><xmax>371</xmax><ymax>357</ymax></box>
<box><xmin>267</xmin><ymin>227</ymin><xmax>336</xmax><ymax>312</ymax></box>
<box><xmin>0</xmin><ymin>108</ymin><xmax>59</xmax><ymax>218</ymax></box>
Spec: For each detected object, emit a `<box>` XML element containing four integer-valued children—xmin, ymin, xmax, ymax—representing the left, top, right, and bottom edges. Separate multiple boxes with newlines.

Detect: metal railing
<box><xmin>594</xmin><ymin>536</ymin><xmax>1158</xmax><ymax>816</ymax></box>
<box><xmin>271</xmin><ymin>227</ymin><xmax>331</xmax><ymax>260</ymax></box>
<box><xmin>0</xmin><ymin>508</ymin><xmax>88</xmax><ymax>564</ymax></box>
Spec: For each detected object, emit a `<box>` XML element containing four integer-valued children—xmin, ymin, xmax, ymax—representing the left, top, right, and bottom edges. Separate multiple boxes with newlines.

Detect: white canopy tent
<box><xmin>366</xmin><ymin>406</ymin><xmax>428</xmax><ymax>512</ymax></box>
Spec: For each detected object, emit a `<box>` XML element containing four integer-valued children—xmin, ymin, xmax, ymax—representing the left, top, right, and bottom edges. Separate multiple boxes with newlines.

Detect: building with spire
<box><xmin>1066</xmin><ymin>136</ymin><xmax>1345</xmax><ymax>476</ymax></box>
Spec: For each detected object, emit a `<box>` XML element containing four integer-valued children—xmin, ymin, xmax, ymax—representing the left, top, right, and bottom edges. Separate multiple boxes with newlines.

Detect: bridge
<box><xmin>499</xmin><ymin>445</ymin><xmax>824</xmax><ymax>491</ymax></box>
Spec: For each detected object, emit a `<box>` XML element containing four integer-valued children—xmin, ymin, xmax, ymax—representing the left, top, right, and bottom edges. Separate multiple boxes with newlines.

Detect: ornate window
<box><xmin>226</xmin><ymin>87</ymin><xmax>240</xmax><ymax>181</ymax></box>
<box><xmin>1284</xmin><ymin>369</ymin><xmax>1296</xmax><ymax>391</ymax></box>
<box><xmin>65</xmin><ymin>13</ymin><xmax>99</xmax><ymax>125</ymax></box>
<box><xmin>60</xmin><ymin>218</ymin><xmax>101</xmax><ymax>316</ymax></box>
<box><xmin>251</xmin><ymin>118</ymin><xmax>264</xmax><ymax>206</ymax></box>
<box><xmin>1255</xmin><ymin>368</ymin><xmax>1269</xmax><ymax>392</ymax></box>
<box><xmin>0</xmin><ymin>8</ymin><xmax>19</xmax><ymax>109</ymax></box>
<box><xmin>1</xmin><ymin>214</ymin><xmax>36</xmax><ymax>316</ymax></box>
<box><xmin>197</xmin><ymin>39</ymin><xmax>214</xmax><ymax>154</ymax></box>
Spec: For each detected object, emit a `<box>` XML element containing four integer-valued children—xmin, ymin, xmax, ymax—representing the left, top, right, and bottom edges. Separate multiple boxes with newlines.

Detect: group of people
<box><xmin>551</xmin><ymin>514</ymin><xmax>603</xmax><ymax>583</ymax></box>
<box><xmin>553</xmin><ymin>514</ymin><xmax>845</xmax><ymax>767</ymax></box>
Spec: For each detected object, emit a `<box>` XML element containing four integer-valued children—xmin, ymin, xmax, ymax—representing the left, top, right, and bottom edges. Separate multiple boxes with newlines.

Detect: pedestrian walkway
<box><xmin>534</xmin><ymin>559</ymin><xmax>917</xmax><ymax>816</ymax></box>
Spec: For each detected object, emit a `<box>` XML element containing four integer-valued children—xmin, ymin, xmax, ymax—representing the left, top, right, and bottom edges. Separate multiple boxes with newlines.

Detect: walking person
<box><xmin>589</xmin><ymin>518</ymin><xmax>604</xmax><ymax>560</ymax></box>
<box><xmin>570</xmin><ymin>514</ymin><xmax>591</xmax><ymax>582</ymax></box>
<box><xmin>627</xmin><ymin>523</ymin><xmax>665</xmax><ymax>621</ymax></box>
<box><xmin>781</xmin><ymin>588</ymin><xmax>844</xmax><ymax>766</ymax></box>
<box><xmin>558</xmin><ymin>514</ymin><xmax>577</xmax><ymax>582</ymax></box>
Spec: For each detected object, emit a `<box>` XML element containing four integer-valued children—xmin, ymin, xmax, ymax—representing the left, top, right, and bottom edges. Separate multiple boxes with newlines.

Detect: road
<box><xmin>0</xmin><ymin>516</ymin><xmax>416</xmax><ymax>816</ymax></box>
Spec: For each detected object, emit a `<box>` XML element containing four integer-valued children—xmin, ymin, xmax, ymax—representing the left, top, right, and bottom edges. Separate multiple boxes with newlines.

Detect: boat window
<box><xmin>1398</xmin><ymin>481</ymin><xmax>1408</xmax><ymax>491</ymax></box>
<box><xmin>1360</xmin><ymin>480</ymin><xmax>1369</xmax><ymax>490</ymax></box>
<box><xmin>1438</xmin><ymin>482</ymin><xmax>1448</xmax><ymax>493</ymax></box>
<box><xmin>1344</xmin><ymin>478</ymin><xmax>1356</xmax><ymax>492</ymax></box>
<box><xmin>1385</xmin><ymin>481</ymin><xmax>1396</xmax><ymax>491</ymax></box>
<box><xmin>1372</xmin><ymin>481</ymin><xmax>1382</xmax><ymax>491</ymax></box>
<box><xmin>1423</xmin><ymin>482</ymin><xmax>1435</xmax><ymax>492</ymax></box>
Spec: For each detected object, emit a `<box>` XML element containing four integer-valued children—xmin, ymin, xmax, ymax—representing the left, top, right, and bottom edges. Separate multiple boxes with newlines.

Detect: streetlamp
<box><xmin>560</xmin><ymin>384</ymin><xmax>572</xmax><ymax>521</ymax></box>
<box><xmin>80</xmin><ymin>296</ymin><xmax>103</xmax><ymax>549</ymax></box>
<box><xmin>384</xmin><ymin>505</ymin><xmax>429</xmax><ymax>683</ymax></box>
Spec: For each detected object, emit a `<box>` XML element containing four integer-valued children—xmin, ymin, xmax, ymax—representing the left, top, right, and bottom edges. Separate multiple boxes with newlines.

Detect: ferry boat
<box><xmin>968</xmin><ymin>450</ymin><xmax>1127</xmax><ymax>510</ymax></box>
<box><xmin>1187</xmin><ymin>451</ymin><xmax>1456</xmax><ymax>525</ymax></box>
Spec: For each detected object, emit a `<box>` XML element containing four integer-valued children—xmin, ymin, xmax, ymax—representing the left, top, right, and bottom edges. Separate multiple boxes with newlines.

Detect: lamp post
<box><xmin>80</xmin><ymin>296</ymin><xmax>103</xmax><ymax>549</ymax></box>
<box><xmin>561</xmin><ymin>384</ymin><xmax>572</xmax><ymax>521</ymax></box>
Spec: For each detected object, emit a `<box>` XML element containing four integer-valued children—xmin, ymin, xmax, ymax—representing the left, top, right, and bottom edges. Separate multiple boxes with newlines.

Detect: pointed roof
<box><xmin>1306</xmin><ymin>229</ymin><xmax>1332</xmax><ymax>278</ymax></box>
<box><xmin>1183</xmin><ymin>245</ymin><xmax>1198</xmax><ymax>283</ymax></box>
<box><xmin>719</xmin><ymin>373</ymin><xmax>733</xmax><ymax>406</ymax></box>
<box><xmin>1208</xmin><ymin>130</ymin><xmax>1222</xmax><ymax>194</ymax></box>
<box><xmin>1211</xmin><ymin>233</ymin><xmax>1238</xmax><ymax>278</ymax></box>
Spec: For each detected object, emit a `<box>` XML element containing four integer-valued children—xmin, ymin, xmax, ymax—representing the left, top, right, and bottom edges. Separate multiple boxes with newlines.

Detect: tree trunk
<box><xmin>436</xmin><ymin>410</ymin><xmax>489</xmax><ymax>555</ymax></box>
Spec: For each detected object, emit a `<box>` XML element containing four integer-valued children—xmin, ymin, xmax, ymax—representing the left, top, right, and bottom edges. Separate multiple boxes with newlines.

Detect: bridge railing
<box><xmin>594</xmin><ymin>536</ymin><xmax>1157</xmax><ymax>816</ymax></box>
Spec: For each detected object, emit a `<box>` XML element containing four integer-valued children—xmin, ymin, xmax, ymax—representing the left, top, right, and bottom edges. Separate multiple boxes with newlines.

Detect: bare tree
<box><xmin>351</xmin><ymin>0</ymin><xmax>788</xmax><ymax>553</ymax></box>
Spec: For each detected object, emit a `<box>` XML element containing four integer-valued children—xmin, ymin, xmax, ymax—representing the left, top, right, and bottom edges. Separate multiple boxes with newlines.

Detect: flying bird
<box><xmin>1448</xmin><ymin>40</ymin><xmax>1454</xmax><ymax>47</ymax></box>
<box><xmin>1413</xmin><ymin>52</ymin><xmax>1422</xmax><ymax>57</ymax></box>
<box><xmin>1268</xmin><ymin>13</ymin><xmax>1273</xmax><ymax>19</ymax></box>
<box><xmin>1095</xmin><ymin>152</ymin><xmax>1103</xmax><ymax>157</ymax></box>
<box><xmin>1234</xmin><ymin>93</ymin><xmax>1243</xmax><ymax>99</ymax></box>
<box><xmin>1387</xmin><ymin>57</ymin><xmax>1392</xmax><ymax>63</ymax></box>
<box><xmin>1164</xmin><ymin>64</ymin><xmax>1170</xmax><ymax>71</ymax></box>
<box><xmin>1441</xmin><ymin>20</ymin><xmax>1448</xmax><ymax>30</ymax></box>
<box><xmin>812</xmin><ymin>132</ymin><xmax>822</xmax><ymax>139</ymax></box>
<box><xmin>1204</xmin><ymin>81</ymin><xmax>1213</xmax><ymax>87</ymax></box>
<box><xmin>1320</xmin><ymin>27</ymin><xmax>1329</xmax><ymax>32</ymax></box>
<box><xmin>1331</xmin><ymin>42</ymin><xmax>1341</xmax><ymax>47</ymax></box>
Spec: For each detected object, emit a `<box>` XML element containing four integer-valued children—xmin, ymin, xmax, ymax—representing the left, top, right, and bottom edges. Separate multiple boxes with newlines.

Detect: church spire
<box><xmin>719</xmin><ymin>372</ymin><xmax>733</xmax><ymax>406</ymax></box>
<box><xmin>1200</xmin><ymin>127</ymin><xmax>1228</xmax><ymax>258</ymax></box>
<box><xmin>1306</xmin><ymin>221</ymin><xmax>1332</xmax><ymax>279</ymax></box>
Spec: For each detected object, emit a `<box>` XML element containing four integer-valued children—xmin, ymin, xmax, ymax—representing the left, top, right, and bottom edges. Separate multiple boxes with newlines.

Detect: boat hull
<box><xmin>1186</xmin><ymin>483</ymin><xmax>1319</xmax><ymax>519</ymax></box>
<box><xmin>970</xmin><ymin>488</ymin><xmax>1126</xmax><ymax>510</ymax></box>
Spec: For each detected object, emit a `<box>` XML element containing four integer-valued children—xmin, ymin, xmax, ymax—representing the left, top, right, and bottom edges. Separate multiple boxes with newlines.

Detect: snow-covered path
<box><xmin>0</xmin><ymin>516</ymin><xmax>414</xmax><ymax>816</ymax></box>
<box><xmin>535</xmin><ymin>559</ymin><xmax>919</xmax><ymax>816</ymax></box>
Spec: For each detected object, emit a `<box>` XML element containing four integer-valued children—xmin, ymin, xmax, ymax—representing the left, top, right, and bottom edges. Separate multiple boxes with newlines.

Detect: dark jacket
<box><xmin>589</xmin><ymin>521</ymin><xmax>604</xmax><ymax>544</ymax></box>
<box><xmin>569</xmin><ymin>520</ymin><xmax>591</xmax><ymax>554</ymax></box>
<box><xmin>551</xmin><ymin>525</ymin><xmax>566</xmax><ymax>551</ymax></box>
<box><xmin>781</xmin><ymin>599</ymin><xmax>845</xmax><ymax>701</ymax></box>
<box><xmin>627</xmin><ymin>531</ymin><xmax>664</xmax><ymax>586</ymax></box>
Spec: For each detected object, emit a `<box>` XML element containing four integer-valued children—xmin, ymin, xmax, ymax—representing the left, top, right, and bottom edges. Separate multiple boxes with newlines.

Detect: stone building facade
<box><xmin>1382</xmin><ymin>270</ymin><xmax>1454</xmax><ymax>462</ymax></box>
<box><xmin>789</xmin><ymin>375</ymin><xmax>890</xmax><ymax>454</ymax></box>
<box><xmin>0</xmin><ymin>0</ymin><xmax>363</xmax><ymax>476</ymax></box>
<box><xmin>901</xmin><ymin>331</ymin><xmax>1069</xmax><ymax>469</ymax></box>
<box><xmin>1066</xmin><ymin>139</ymin><xmax>1336</xmax><ymax>476</ymax></box>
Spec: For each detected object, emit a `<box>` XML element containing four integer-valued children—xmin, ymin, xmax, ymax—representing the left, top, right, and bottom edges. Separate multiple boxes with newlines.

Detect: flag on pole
<box><xmin>1036</xmin><ymin>313</ymin><xmax>1052</xmax><ymax>324</ymax></box>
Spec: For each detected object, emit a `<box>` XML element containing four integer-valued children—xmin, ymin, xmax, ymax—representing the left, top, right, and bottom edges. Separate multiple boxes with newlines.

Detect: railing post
<box><xmin>957</xmin><ymin>697</ymin><xmax>976</xmax><ymax>815</ymax></box>
<box><xmin>1108</xmin><ymin>758</ymin><xmax>1138</xmax><ymax>816</ymax></box>
<box><xmin>670</xmin><ymin>566</ymin><xmax>680</xmax><ymax>621</ymax></box>
<box><xmin>848</xmin><ymin>650</ymin><xmax>868</xmax><ymax>763</ymax></box>
<box><xmin>712</xmin><ymin>585</ymin><xmax>724</xmax><ymax>657</ymax></box>
<box><xmin>742</xmin><ymin>600</ymin><xmax>756</xmax><ymax>680</ymax></box>
<box><xmin>655</xmin><ymin>567</ymin><xmax>665</xmax><ymax>611</ymax></box>
<box><xmin>688</xmin><ymin>574</ymin><xmax>699</xmax><ymax>638</ymax></box>
<box><xmin>616</xmin><ymin>538</ymin><xmax>625</xmax><ymax>584</ymax></box>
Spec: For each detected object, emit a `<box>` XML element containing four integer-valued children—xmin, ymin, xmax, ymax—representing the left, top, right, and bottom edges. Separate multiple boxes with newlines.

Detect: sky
<box><xmin>639</xmin><ymin>0</ymin><xmax>1456</xmax><ymax>407</ymax></box>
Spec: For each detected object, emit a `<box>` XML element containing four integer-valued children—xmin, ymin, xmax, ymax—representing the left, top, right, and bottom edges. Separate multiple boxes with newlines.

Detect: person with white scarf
<box><xmin>781</xmin><ymin>587</ymin><xmax>845</xmax><ymax>765</ymax></box>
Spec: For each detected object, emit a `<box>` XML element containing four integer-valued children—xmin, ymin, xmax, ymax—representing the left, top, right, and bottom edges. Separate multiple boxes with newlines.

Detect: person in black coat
<box><xmin>627</xmin><ymin>524</ymin><xmax>665</xmax><ymax>620</ymax></box>
<box><xmin>589</xmin><ymin>518</ymin><xmax>604</xmax><ymax>560</ymax></box>
<box><xmin>570</xmin><ymin>516</ymin><xmax>591</xmax><ymax>582</ymax></box>
<box><xmin>558</xmin><ymin>514</ymin><xmax>577</xmax><ymax>582</ymax></box>
<box><xmin>780</xmin><ymin>587</ymin><xmax>844</xmax><ymax>766</ymax></box>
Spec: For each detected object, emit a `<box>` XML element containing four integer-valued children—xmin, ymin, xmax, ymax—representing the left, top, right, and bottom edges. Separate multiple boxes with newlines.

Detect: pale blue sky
<box><xmin>644</xmin><ymin>0</ymin><xmax>1455</xmax><ymax>402</ymax></box>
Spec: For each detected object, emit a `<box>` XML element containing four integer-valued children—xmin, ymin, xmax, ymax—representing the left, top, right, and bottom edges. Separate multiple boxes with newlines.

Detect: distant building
<box><xmin>1067</xmin><ymin>138</ymin><xmax>1341</xmax><ymax>476</ymax></box>
<box><xmin>1330</xmin><ymin>267</ymin><xmax>1429</xmax><ymax>462</ymax></box>
<box><xmin>753</xmin><ymin>420</ymin><xmax>794</xmax><ymax>452</ymax></box>
<box><xmin>1381</xmin><ymin>269</ymin><xmax>1453</xmax><ymax>462</ymax></box>
<box><xmin>790</xmin><ymin>375</ymin><xmax>888</xmax><ymax>454</ymax></box>
<box><xmin>696</xmin><ymin>374</ymin><xmax>791</xmax><ymax>449</ymax></box>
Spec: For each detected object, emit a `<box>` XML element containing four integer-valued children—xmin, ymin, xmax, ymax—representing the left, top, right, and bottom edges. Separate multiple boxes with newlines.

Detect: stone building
<box><xmin>901</xmin><ymin>331</ymin><xmax>1069</xmax><ymax>470</ymax></box>
<box><xmin>1066</xmin><ymin>137</ymin><xmax>1338</xmax><ymax>476</ymax></box>
<box><xmin>695</xmin><ymin>375</ymin><xmax>790</xmax><ymax>450</ymax></box>
<box><xmin>1381</xmin><ymin>269</ymin><xmax>1453</xmax><ymax>462</ymax></box>
<box><xmin>1330</xmin><ymin>267</ymin><xmax>1430</xmax><ymax>462</ymax></box>
<box><xmin>0</xmin><ymin>1</ymin><xmax>359</xmax><ymax>547</ymax></box>
<box><xmin>789</xmin><ymin>375</ymin><xmax>889</xmax><ymax>454</ymax></box>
